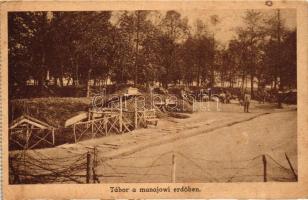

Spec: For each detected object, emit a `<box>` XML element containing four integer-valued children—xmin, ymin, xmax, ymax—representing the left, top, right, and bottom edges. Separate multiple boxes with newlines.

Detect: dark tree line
<box><xmin>9</xmin><ymin>10</ymin><xmax>296</xmax><ymax>97</ymax></box>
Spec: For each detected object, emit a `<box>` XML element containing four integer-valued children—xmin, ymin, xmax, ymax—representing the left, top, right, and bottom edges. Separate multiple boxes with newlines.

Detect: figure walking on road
<box><xmin>244</xmin><ymin>92</ymin><xmax>251</xmax><ymax>113</ymax></box>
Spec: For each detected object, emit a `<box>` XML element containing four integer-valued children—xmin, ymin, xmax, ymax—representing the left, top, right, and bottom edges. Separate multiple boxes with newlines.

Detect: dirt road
<box><xmin>96</xmin><ymin>109</ymin><xmax>297</xmax><ymax>183</ymax></box>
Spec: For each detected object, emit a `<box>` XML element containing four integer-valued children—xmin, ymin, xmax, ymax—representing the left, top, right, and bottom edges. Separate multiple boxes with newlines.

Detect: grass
<box><xmin>10</xmin><ymin>97</ymin><xmax>92</xmax><ymax>127</ymax></box>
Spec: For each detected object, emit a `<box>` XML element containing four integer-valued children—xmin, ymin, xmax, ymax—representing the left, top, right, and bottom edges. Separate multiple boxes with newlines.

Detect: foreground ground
<box><xmin>96</xmin><ymin>105</ymin><xmax>297</xmax><ymax>182</ymax></box>
<box><xmin>10</xmin><ymin>101</ymin><xmax>297</xmax><ymax>183</ymax></box>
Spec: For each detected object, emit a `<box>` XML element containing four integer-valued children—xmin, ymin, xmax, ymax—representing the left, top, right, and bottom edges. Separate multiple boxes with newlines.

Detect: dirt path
<box><xmin>96</xmin><ymin>109</ymin><xmax>297</xmax><ymax>183</ymax></box>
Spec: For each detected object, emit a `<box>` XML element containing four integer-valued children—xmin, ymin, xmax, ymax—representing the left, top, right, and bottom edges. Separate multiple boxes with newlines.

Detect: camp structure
<box><xmin>9</xmin><ymin>98</ymin><xmax>91</xmax><ymax>150</ymax></box>
<box><xmin>68</xmin><ymin>87</ymin><xmax>159</xmax><ymax>142</ymax></box>
<box><xmin>9</xmin><ymin>115</ymin><xmax>56</xmax><ymax>150</ymax></box>
<box><xmin>9</xmin><ymin>93</ymin><xmax>160</xmax><ymax>150</ymax></box>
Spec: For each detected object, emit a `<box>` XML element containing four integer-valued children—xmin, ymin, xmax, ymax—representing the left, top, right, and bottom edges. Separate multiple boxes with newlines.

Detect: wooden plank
<box><xmin>92</xmin><ymin>120</ymin><xmax>104</xmax><ymax>137</ymax></box>
<box><xmin>108</xmin><ymin>116</ymin><xmax>119</xmax><ymax>133</ymax></box>
<box><xmin>52</xmin><ymin>129</ymin><xmax>55</xmax><ymax>145</ymax></box>
<box><xmin>29</xmin><ymin>131</ymin><xmax>52</xmax><ymax>149</ymax></box>
<box><xmin>91</xmin><ymin>121</ymin><xmax>94</xmax><ymax>138</ymax></box>
<box><xmin>64</xmin><ymin>112</ymin><xmax>88</xmax><ymax>127</ymax></box>
<box><xmin>172</xmin><ymin>153</ymin><xmax>176</xmax><ymax>183</ymax></box>
<box><xmin>86</xmin><ymin>152</ymin><xmax>93</xmax><ymax>183</ymax></box>
<box><xmin>119</xmin><ymin>96</ymin><xmax>123</xmax><ymax>133</ymax></box>
<box><xmin>10</xmin><ymin>115</ymin><xmax>53</xmax><ymax>129</ymax></box>
<box><xmin>145</xmin><ymin>119</ymin><xmax>158</xmax><ymax>122</ymax></box>
<box><xmin>135</xmin><ymin>98</ymin><xmax>138</xmax><ymax>128</ymax></box>
<box><xmin>104</xmin><ymin>117</ymin><xmax>108</xmax><ymax>136</ymax></box>
<box><xmin>123</xmin><ymin>123</ymin><xmax>132</xmax><ymax>132</ymax></box>
<box><xmin>74</xmin><ymin>115</ymin><xmax>115</xmax><ymax>125</ymax></box>
<box><xmin>76</xmin><ymin>123</ymin><xmax>91</xmax><ymax>142</ymax></box>
<box><xmin>263</xmin><ymin>155</ymin><xmax>267</xmax><ymax>182</ymax></box>
<box><xmin>9</xmin><ymin>138</ymin><xmax>25</xmax><ymax>148</ymax></box>
<box><xmin>285</xmin><ymin>153</ymin><xmax>298</xmax><ymax>181</ymax></box>
<box><xmin>25</xmin><ymin>126</ymin><xmax>31</xmax><ymax>149</ymax></box>
<box><xmin>10</xmin><ymin>127</ymin><xmax>45</xmax><ymax>130</ymax></box>
<box><xmin>73</xmin><ymin>124</ymin><xmax>77</xmax><ymax>143</ymax></box>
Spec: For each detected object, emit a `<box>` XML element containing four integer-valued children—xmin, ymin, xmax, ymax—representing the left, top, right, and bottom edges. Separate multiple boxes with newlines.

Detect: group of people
<box><xmin>200</xmin><ymin>88</ymin><xmax>252</xmax><ymax>112</ymax></box>
<box><xmin>221</xmin><ymin>90</ymin><xmax>251</xmax><ymax>112</ymax></box>
<box><xmin>182</xmin><ymin>87</ymin><xmax>254</xmax><ymax>113</ymax></box>
<box><xmin>218</xmin><ymin>91</ymin><xmax>232</xmax><ymax>104</ymax></box>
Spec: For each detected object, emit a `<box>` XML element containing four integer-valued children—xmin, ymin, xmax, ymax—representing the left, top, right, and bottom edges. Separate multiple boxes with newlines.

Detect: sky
<box><xmin>111</xmin><ymin>9</ymin><xmax>296</xmax><ymax>46</ymax></box>
<box><xmin>178</xmin><ymin>9</ymin><xmax>296</xmax><ymax>45</ymax></box>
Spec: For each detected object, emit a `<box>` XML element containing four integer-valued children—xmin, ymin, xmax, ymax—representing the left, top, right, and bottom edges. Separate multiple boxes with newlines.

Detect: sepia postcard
<box><xmin>1</xmin><ymin>0</ymin><xmax>308</xmax><ymax>199</ymax></box>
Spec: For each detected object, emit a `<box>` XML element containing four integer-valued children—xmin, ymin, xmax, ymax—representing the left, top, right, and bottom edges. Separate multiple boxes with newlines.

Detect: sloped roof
<box><xmin>10</xmin><ymin>115</ymin><xmax>55</xmax><ymax>129</ymax></box>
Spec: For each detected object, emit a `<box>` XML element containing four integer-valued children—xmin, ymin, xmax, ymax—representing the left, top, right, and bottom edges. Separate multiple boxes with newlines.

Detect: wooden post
<box><xmin>91</xmin><ymin>121</ymin><xmax>94</xmax><ymax>138</ymax></box>
<box><xmin>192</xmin><ymin>99</ymin><xmax>195</xmax><ymax>112</ymax></box>
<box><xmin>119</xmin><ymin>96</ymin><xmax>123</xmax><ymax>133</ymax></box>
<box><xmin>23</xmin><ymin>150</ymin><xmax>27</xmax><ymax>180</ymax></box>
<box><xmin>124</xmin><ymin>95</ymin><xmax>127</xmax><ymax>110</ymax></box>
<box><xmin>285</xmin><ymin>153</ymin><xmax>298</xmax><ymax>181</ymax></box>
<box><xmin>171</xmin><ymin>153</ymin><xmax>176</xmax><ymax>183</ymax></box>
<box><xmin>86</xmin><ymin>152</ymin><xmax>93</xmax><ymax>183</ymax></box>
<box><xmin>86</xmin><ymin>69</ymin><xmax>92</xmax><ymax>97</ymax></box>
<box><xmin>9</xmin><ymin>156</ymin><xmax>20</xmax><ymax>184</ymax></box>
<box><xmin>25</xmin><ymin>126</ymin><xmax>30</xmax><ymax>149</ymax></box>
<box><xmin>73</xmin><ymin>124</ymin><xmax>77</xmax><ymax>143</ymax></box>
<box><xmin>92</xmin><ymin>147</ymin><xmax>100</xmax><ymax>183</ymax></box>
<box><xmin>52</xmin><ymin>128</ymin><xmax>55</xmax><ymax>145</ymax></box>
<box><xmin>87</xmin><ymin>110</ymin><xmax>91</xmax><ymax>124</ymax></box>
<box><xmin>87</xmin><ymin>110</ymin><xmax>91</xmax><ymax>129</ymax></box>
<box><xmin>104</xmin><ymin>116</ymin><xmax>108</xmax><ymax>136</ymax></box>
<box><xmin>207</xmin><ymin>98</ymin><xmax>211</xmax><ymax>111</ymax></box>
<box><xmin>262</xmin><ymin>155</ymin><xmax>267</xmax><ymax>182</ymax></box>
<box><xmin>150</xmin><ymin>88</ymin><xmax>153</xmax><ymax>109</ymax></box>
<box><xmin>135</xmin><ymin>98</ymin><xmax>138</xmax><ymax>129</ymax></box>
<box><xmin>92</xmin><ymin>149</ymin><xmax>97</xmax><ymax>182</ymax></box>
<box><xmin>216</xmin><ymin>98</ymin><xmax>220</xmax><ymax>111</ymax></box>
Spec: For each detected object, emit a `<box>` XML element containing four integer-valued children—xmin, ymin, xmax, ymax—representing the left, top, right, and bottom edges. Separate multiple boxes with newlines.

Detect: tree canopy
<box><xmin>9</xmin><ymin>10</ymin><xmax>296</xmax><ymax>98</ymax></box>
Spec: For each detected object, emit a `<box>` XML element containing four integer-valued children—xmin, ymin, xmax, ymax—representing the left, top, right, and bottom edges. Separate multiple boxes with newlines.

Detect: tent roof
<box><xmin>10</xmin><ymin>114</ymin><xmax>55</xmax><ymax>129</ymax></box>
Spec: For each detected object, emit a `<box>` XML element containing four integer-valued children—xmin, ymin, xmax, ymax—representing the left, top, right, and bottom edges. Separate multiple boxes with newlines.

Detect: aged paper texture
<box><xmin>1</xmin><ymin>0</ymin><xmax>308</xmax><ymax>199</ymax></box>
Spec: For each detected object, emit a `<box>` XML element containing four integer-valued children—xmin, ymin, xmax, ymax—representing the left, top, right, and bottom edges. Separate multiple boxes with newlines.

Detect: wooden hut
<box><xmin>9</xmin><ymin>98</ymin><xmax>91</xmax><ymax>150</ymax></box>
<box><xmin>9</xmin><ymin>115</ymin><xmax>56</xmax><ymax>150</ymax></box>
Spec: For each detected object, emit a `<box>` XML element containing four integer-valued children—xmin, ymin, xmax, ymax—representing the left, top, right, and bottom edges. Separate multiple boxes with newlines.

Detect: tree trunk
<box><xmin>277</xmin><ymin>9</ymin><xmax>282</xmax><ymax>108</ymax></box>
<box><xmin>250</xmin><ymin>73</ymin><xmax>254</xmax><ymax>98</ymax></box>
<box><xmin>60</xmin><ymin>63</ymin><xmax>64</xmax><ymax>87</ymax></box>
<box><xmin>75</xmin><ymin>62</ymin><xmax>79</xmax><ymax>86</ymax></box>
<box><xmin>210</xmin><ymin>66</ymin><xmax>215</xmax><ymax>87</ymax></box>
<box><xmin>86</xmin><ymin>69</ymin><xmax>92</xmax><ymax>97</ymax></box>
<box><xmin>134</xmin><ymin>11</ymin><xmax>140</xmax><ymax>86</ymax></box>
<box><xmin>241</xmin><ymin>72</ymin><xmax>246</xmax><ymax>92</ymax></box>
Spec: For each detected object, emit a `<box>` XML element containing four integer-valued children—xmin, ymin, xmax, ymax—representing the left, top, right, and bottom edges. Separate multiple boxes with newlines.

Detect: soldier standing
<box><xmin>226</xmin><ymin>91</ymin><xmax>231</xmax><ymax>104</ymax></box>
<box><xmin>244</xmin><ymin>92</ymin><xmax>251</xmax><ymax>113</ymax></box>
<box><xmin>208</xmin><ymin>88</ymin><xmax>212</xmax><ymax>101</ymax></box>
